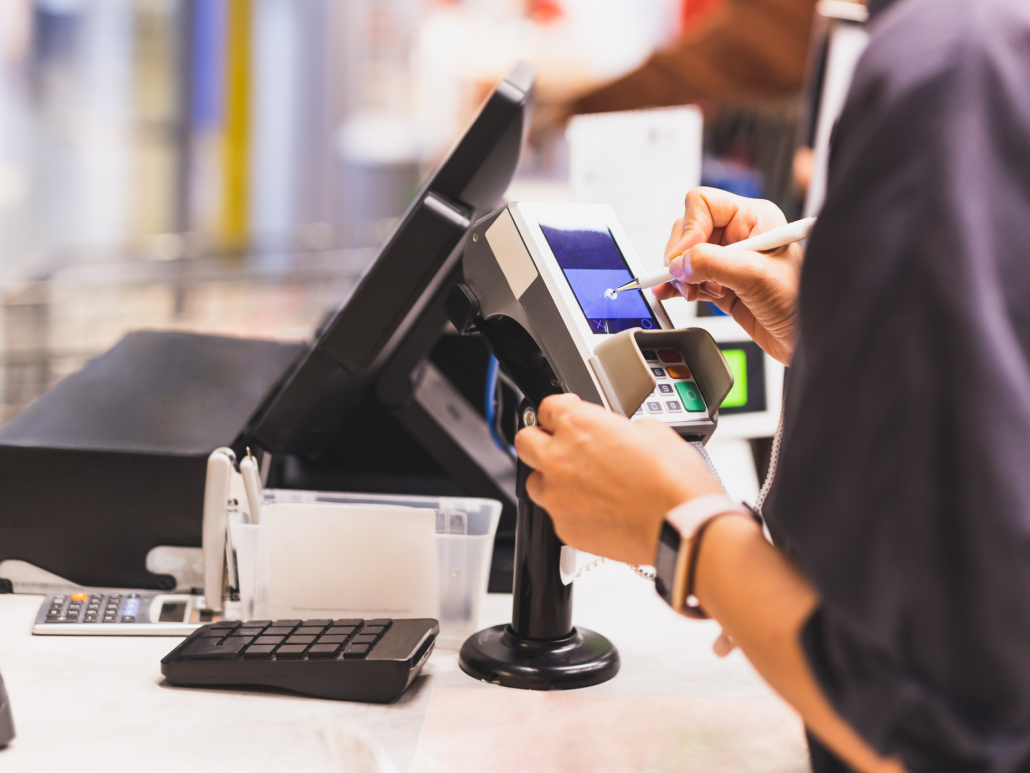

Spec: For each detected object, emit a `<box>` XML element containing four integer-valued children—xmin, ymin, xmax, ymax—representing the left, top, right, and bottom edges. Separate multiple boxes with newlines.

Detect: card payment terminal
<box><xmin>448</xmin><ymin>203</ymin><xmax>734</xmax><ymax>690</ymax></box>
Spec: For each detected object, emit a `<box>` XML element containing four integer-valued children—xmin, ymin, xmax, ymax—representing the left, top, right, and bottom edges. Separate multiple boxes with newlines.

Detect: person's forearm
<box><xmin>695</xmin><ymin>516</ymin><xmax>906</xmax><ymax>773</ymax></box>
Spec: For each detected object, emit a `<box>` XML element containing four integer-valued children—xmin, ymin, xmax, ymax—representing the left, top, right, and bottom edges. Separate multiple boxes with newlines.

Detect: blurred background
<box><xmin>0</xmin><ymin>0</ymin><xmax>864</xmax><ymax>429</ymax></box>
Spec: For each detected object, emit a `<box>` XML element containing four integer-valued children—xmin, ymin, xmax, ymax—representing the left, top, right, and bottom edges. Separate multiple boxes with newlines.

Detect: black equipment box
<box><xmin>0</xmin><ymin>330</ymin><xmax>303</xmax><ymax>589</ymax></box>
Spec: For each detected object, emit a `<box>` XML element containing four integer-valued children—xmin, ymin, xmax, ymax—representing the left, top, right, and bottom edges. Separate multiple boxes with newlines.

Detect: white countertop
<box><xmin>0</xmin><ymin>560</ymin><xmax>802</xmax><ymax>772</ymax></box>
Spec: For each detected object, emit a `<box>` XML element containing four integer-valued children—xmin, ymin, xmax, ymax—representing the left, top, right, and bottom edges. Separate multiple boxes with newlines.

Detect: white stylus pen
<box><xmin>240</xmin><ymin>448</ymin><xmax>263</xmax><ymax>525</ymax></box>
<box><xmin>609</xmin><ymin>216</ymin><xmax>817</xmax><ymax>296</ymax></box>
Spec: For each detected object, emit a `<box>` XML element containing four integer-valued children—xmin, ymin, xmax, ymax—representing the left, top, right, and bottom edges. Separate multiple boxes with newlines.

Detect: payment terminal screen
<box><xmin>538</xmin><ymin>211</ymin><xmax>658</xmax><ymax>335</ymax></box>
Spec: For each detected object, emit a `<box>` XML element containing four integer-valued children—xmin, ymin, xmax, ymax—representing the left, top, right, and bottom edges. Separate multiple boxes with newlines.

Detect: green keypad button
<box><xmin>674</xmin><ymin>381</ymin><xmax>706</xmax><ymax>413</ymax></box>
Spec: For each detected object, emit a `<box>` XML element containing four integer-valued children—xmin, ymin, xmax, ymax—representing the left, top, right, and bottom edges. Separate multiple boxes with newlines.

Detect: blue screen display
<box><xmin>539</xmin><ymin>218</ymin><xmax>658</xmax><ymax>335</ymax></box>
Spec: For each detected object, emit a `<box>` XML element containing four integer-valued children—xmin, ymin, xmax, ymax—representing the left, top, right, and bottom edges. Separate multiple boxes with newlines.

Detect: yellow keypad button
<box><xmin>667</xmin><ymin>365</ymin><xmax>691</xmax><ymax>380</ymax></box>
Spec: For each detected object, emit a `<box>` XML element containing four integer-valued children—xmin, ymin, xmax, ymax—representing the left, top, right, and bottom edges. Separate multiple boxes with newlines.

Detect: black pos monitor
<box><xmin>251</xmin><ymin>63</ymin><xmax>535</xmax><ymax>570</ymax></box>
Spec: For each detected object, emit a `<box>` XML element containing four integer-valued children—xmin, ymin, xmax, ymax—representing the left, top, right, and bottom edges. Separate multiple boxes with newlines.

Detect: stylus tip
<box><xmin>605</xmin><ymin>288</ymin><xmax>618</xmax><ymax>300</ymax></box>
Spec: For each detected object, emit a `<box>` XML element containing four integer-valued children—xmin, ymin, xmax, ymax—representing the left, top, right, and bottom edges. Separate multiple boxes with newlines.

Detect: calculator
<box><xmin>32</xmin><ymin>592</ymin><xmax>230</xmax><ymax>635</ymax></box>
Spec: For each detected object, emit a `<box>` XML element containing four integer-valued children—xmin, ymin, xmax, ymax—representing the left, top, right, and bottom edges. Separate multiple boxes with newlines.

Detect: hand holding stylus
<box><xmin>652</xmin><ymin>189</ymin><xmax>807</xmax><ymax>366</ymax></box>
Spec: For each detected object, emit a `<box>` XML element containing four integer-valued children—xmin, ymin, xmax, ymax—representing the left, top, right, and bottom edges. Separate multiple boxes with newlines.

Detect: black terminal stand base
<box><xmin>460</xmin><ymin>625</ymin><xmax>619</xmax><ymax>691</ymax></box>
<box><xmin>459</xmin><ymin>402</ymin><xmax>619</xmax><ymax>690</ymax></box>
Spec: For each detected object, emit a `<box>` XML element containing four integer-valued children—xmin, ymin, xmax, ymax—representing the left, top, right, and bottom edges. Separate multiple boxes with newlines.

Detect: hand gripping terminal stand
<box><xmin>447</xmin><ymin>202</ymin><xmax>734</xmax><ymax>689</ymax></box>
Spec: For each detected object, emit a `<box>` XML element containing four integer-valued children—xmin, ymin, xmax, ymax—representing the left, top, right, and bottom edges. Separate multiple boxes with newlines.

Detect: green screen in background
<box><xmin>721</xmin><ymin>349</ymin><xmax>748</xmax><ymax>408</ymax></box>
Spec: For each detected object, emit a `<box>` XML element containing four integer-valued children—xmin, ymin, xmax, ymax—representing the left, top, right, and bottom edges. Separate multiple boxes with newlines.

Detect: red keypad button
<box><xmin>658</xmin><ymin>349</ymin><xmax>682</xmax><ymax>363</ymax></box>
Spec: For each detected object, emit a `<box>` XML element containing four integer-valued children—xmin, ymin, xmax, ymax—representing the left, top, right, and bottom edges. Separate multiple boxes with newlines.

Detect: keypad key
<box><xmin>317</xmin><ymin>635</ymin><xmax>347</xmax><ymax>644</ymax></box>
<box><xmin>238</xmin><ymin>628</ymin><xmax>266</xmax><ymax>637</ymax></box>
<box><xmin>272</xmin><ymin>620</ymin><xmax>302</xmax><ymax>628</ymax></box>
<box><xmin>658</xmin><ymin>349</ymin><xmax>682</xmax><ymax>363</ymax></box>
<box><xmin>275</xmin><ymin>645</ymin><xmax>308</xmax><ymax>659</ymax></box>
<box><xmin>307</xmin><ymin>644</ymin><xmax>342</xmax><ymax>659</ymax></box>
<box><xmin>243</xmin><ymin>645</ymin><xmax>276</xmax><ymax>660</ymax></box>
<box><xmin>327</xmin><ymin>627</ymin><xmax>356</xmax><ymax>637</ymax></box>
<box><xmin>182</xmin><ymin>639</ymin><xmax>248</xmax><ymax>660</ymax></box>
<box><xmin>361</xmin><ymin>625</ymin><xmax>387</xmax><ymax>636</ymax></box>
<box><xmin>200</xmin><ymin>629</ymin><xmax>226</xmax><ymax>638</ymax></box>
<box><xmin>650</xmin><ymin>367</ymin><xmax>666</xmax><ymax>378</ymax></box>
<box><xmin>343</xmin><ymin>643</ymin><xmax>370</xmax><ymax>659</ymax></box>
<box><xmin>333</xmin><ymin>619</ymin><xmax>363</xmax><ymax>627</ymax></box>
<box><xmin>305</xmin><ymin>620</ymin><xmax>332</xmax><ymax>627</ymax></box>
<box><xmin>667</xmin><ymin>365</ymin><xmax>691</xmax><ymax>380</ymax></box>
<box><xmin>120</xmin><ymin>617</ymin><xmax>136</xmax><ymax>623</ymax></box>
<box><xmin>295</xmin><ymin>627</ymin><xmax>325</xmax><ymax>636</ymax></box>
<box><xmin>657</xmin><ymin>383</ymin><xmax>674</xmax><ymax>395</ymax></box>
<box><xmin>642</xmin><ymin>351</ymin><xmax>658</xmax><ymax>362</ymax></box>
<box><xmin>351</xmin><ymin>634</ymin><xmax>377</xmax><ymax>646</ymax></box>
<box><xmin>285</xmin><ymin>635</ymin><xmax>316</xmax><ymax>645</ymax></box>
<box><xmin>645</xmin><ymin>401</ymin><xmax>663</xmax><ymax>414</ymax></box>
<box><xmin>674</xmin><ymin>382</ymin><xmax>706</xmax><ymax>413</ymax></box>
<box><xmin>263</xmin><ymin>627</ymin><xmax>294</xmax><ymax>637</ymax></box>
<box><xmin>365</xmin><ymin>620</ymin><xmax>392</xmax><ymax>629</ymax></box>
<box><xmin>246</xmin><ymin>621</ymin><xmax>272</xmax><ymax>628</ymax></box>
<box><xmin>211</xmin><ymin>621</ymin><xmax>240</xmax><ymax>630</ymax></box>
<box><xmin>665</xmin><ymin>401</ymin><xmax>683</xmax><ymax>412</ymax></box>
<box><xmin>254</xmin><ymin>636</ymin><xmax>285</xmax><ymax>646</ymax></box>
<box><xmin>225</xmin><ymin>635</ymin><xmax>254</xmax><ymax>646</ymax></box>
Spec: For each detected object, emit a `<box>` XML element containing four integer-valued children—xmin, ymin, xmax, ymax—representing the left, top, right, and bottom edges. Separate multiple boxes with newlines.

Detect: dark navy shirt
<box><xmin>765</xmin><ymin>0</ymin><xmax>1030</xmax><ymax>770</ymax></box>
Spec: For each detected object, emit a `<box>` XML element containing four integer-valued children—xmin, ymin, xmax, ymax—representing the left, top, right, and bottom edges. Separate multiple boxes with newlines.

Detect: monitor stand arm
<box><xmin>458</xmin><ymin>401</ymin><xmax>620</xmax><ymax>689</ymax></box>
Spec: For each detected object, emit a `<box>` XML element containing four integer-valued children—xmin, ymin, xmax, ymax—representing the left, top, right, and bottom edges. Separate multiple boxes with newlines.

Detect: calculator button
<box><xmin>285</xmin><ymin>635</ymin><xmax>316</xmax><ymax>645</ymax></box>
<box><xmin>343</xmin><ymin>643</ymin><xmax>371</xmax><ymax>659</ymax></box>
<box><xmin>272</xmin><ymin>620</ymin><xmax>302</xmax><ymax>628</ymax></box>
<box><xmin>275</xmin><ymin>645</ymin><xmax>308</xmax><ymax>659</ymax></box>
<box><xmin>295</xmin><ymin>626</ymin><xmax>325</xmax><ymax>636</ymax></box>
<box><xmin>243</xmin><ymin>645</ymin><xmax>276</xmax><ymax>660</ymax></box>
<box><xmin>351</xmin><ymin>634</ymin><xmax>378</xmax><ymax>646</ymax></box>
<box><xmin>657</xmin><ymin>383</ymin><xmax>674</xmax><ymax>395</ymax></box>
<box><xmin>658</xmin><ymin>349</ymin><xmax>682</xmax><ymax>363</ymax></box>
<box><xmin>665</xmin><ymin>401</ymin><xmax>683</xmax><ymax>412</ymax></box>
<box><xmin>211</xmin><ymin>621</ymin><xmax>240</xmax><ymax>630</ymax></box>
<box><xmin>263</xmin><ymin>627</ymin><xmax>294</xmax><ymax>636</ymax></box>
<box><xmin>305</xmin><ymin>619</ymin><xmax>332</xmax><ymax>627</ymax></box>
<box><xmin>72</xmin><ymin>593</ymin><xmax>87</xmax><ymax>601</ymax></box>
<box><xmin>667</xmin><ymin>365</ymin><xmax>691</xmax><ymax>379</ymax></box>
<box><xmin>246</xmin><ymin>621</ymin><xmax>272</xmax><ymax>628</ymax></box>
<box><xmin>642</xmin><ymin>351</ymin><xmax>658</xmax><ymax>362</ymax></box>
<box><xmin>307</xmin><ymin>643</ymin><xmax>342</xmax><ymax>659</ymax></box>
<box><xmin>365</xmin><ymin>620</ymin><xmax>392</xmax><ymax>629</ymax></box>
<box><xmin>674</xmin><ymin>382</ymin><xmax>706</xmax><ymax>412</ymax></box>
<box><xmin>333</xmin><ymin>619</ymin><xmax>364</xmax><ymax>627</ymax></box>
<box><xmin>361</xmin><ymin>625</ymin><xmax>387</xmax><ymax>636</ymax></box>
<box><xmin>225</xmin><ymin>635</ymin><xmax>255</xmax><ymax>646</ymax></box>
<box><xmin>255</xmin><ymin>635</ymin><xmax>285</xmax><ymax>646</ymax></box>
<box><xmin>327</xmin><ymin>626</ymin><xmax>356</xmax><ymax>637</ymax></box>
<box><xmin>238</xmin><ymin>628</ymin><xmax>266</xmax><ymax>637</ymax></box>
<box><xmin>645</xmin><ymin>401</ymin><xmax>663</xmax><ymax>414</ymax></box>
<box><xmin>200</xmin><ymin>629</ymin><xmax>226</xmax><ymax>638</ymax></box>
<box><xmin>650</xmin><ymin>367</ymin><xmax>666</xmax><ymax>378</ymax></box>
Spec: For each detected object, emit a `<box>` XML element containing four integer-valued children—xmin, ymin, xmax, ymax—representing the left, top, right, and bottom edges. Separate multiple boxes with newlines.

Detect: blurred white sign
<box><xmin>567</xmin><ymin>106</ymin><xmax>703</xmax><ymax>327</ymax></box>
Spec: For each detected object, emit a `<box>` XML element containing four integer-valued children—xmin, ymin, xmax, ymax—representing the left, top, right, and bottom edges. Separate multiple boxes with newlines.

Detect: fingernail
<box><xmin>668</xmin><ymin>256</ymin><xmax>685</xmax><ymax>279</ymax></box>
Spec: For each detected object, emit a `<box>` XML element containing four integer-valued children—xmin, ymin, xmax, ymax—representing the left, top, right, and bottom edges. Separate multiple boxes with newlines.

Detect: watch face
<box><xmin>654</xmin><ymin>522</ymin><xmax>682</xmax><ymax>605</ymax></box>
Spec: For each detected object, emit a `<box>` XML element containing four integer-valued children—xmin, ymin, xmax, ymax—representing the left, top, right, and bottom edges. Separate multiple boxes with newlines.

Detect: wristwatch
<box><xmin>654</xmin><ymin>494</ymin><xmax>756</xmax><ymax>618</ymax></box>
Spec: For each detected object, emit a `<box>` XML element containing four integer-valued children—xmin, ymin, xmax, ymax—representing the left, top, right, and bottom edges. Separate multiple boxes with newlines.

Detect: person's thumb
<box><xmin>668</xmin><ymin>243</ymin><xmax>767</xmax><ymax>298</ymax></box>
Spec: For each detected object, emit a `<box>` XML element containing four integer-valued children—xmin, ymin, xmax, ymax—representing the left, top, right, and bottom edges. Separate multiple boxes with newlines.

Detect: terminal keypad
<box><xmin>633</xmin><ymin>348</ymin><xmax>707</xmax><ymax>422</ymax></box>
<box><xmin>181</xmin><ymin>619</ymin><xmax>394</xmax><ymax>662</ymax></box>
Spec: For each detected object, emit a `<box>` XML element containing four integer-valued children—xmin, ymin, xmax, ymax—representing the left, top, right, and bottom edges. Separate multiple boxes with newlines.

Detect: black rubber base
<box><xmin>459</xmin><ymin>624</ymin><xmax>620</xmax><ymax>690</ymax></box>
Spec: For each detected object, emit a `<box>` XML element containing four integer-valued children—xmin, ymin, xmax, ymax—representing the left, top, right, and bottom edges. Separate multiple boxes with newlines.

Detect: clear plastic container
<box><xmin>230</xmin><ymin>490</ymin><xmax>501</xmax><ymax>648</ymax></box>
